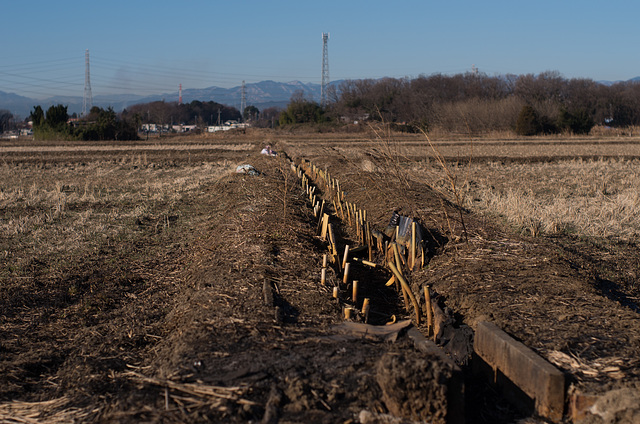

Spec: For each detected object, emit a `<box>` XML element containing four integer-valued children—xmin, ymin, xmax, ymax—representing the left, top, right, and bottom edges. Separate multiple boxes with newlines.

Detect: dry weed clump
<box><xmin>413</xmin><ymin>158</ymin><xmax>640</xmax><ymax>240</ymax></box>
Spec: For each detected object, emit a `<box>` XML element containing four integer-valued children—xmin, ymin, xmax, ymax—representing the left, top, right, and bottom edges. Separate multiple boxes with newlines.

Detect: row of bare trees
<box><xmin>324</xmin><ymin>71</ymin><xmax>640</xmax><ymax>134</ymax></box>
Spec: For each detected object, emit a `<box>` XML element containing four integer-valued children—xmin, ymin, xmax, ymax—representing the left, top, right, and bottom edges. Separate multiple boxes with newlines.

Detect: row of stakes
<box><xmin>291</xmin><ymin>159</ymin><xmax>435</xmax><ymax>336</ymax></box>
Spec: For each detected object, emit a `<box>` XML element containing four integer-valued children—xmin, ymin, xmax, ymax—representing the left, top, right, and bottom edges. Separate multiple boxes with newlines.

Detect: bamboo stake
<box><xmin>410</xmin><ymin>221</ymin><xmax>416</xmax><ymax>270</ymax></box>
<box><xmin>328</xmin><ymin>223</ymin><xmax>340</xmax><ymax>272</ymax></box>
<box><xmin>344</xmin><ymin>307</ymin><xmax>353</xmax><ymax>320</ymax></box>
<box><xmin>321</xmin><ymin>268</ymin><xmax>327</xmax><ymax>286</ymax></box>
<box><xmin>388</xmin><ymin>261</ymin><xmax>421</xmax><ymax>325</ymax></box>
<box><xmin>322</xmin><ymin>254</ymin><xmax>328</xmax><ymax>268</ymax></box>
<box><xmin>316</xmin><ymin>200</ymin><xmax>325</xmax><ymax>233</ymax></box>
<box><xmin>342</xmin><ymin>245</ymin><xmax>350</xmax><ymax>270</ymax></box>
<box><xmin>343</xmin><ymin>262</ymin><xmax>351</xmax><ymax>284</ymax></box>
<box><xmin>362</xmin><ymin>298</ymin><xmax>370</xmax><ymax>323</ymax></box>
<box><xmin>333</xmin><ymin>286</ymin><xmax>339</xmax><ymax>299</ymax></box>
<box><xmin>424</xmin><ymin>285</ymin><xmax>433</xmax><ymax>337</ymax></box>
<box><xmin>366</xmin><ymin>221</ymin><xmax>373</xmax><ymax>261</ymax></box>
<box><xmin>352</xmin><ymin>280</ymin><xmax>359</xmax><ymax>305</ymax></box>
<box><xmin>320</xmin><ymin>214</ymin><xmax>329</xmax><ymax>239</ymax></box>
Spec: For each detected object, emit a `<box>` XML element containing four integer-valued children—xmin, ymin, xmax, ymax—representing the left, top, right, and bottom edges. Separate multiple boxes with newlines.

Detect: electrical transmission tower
<box><xmin>240</xmin><ymin>80</ymin><xmax>246</xmax><ymax>122</ymax></box>
<box><xmin>321</xmin><ymin>33</ymin><xmax>330</xmax><ymax>107</ymax></box>
<box><xmin>82</xmin><ymin>49</ymin><xmax>93</xmax><ymax>116</ymax></box>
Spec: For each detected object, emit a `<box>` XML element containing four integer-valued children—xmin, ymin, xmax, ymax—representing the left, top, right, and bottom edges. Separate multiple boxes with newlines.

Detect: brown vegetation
<box><xmin>1</xmin><ymin>130</ymin><xmax>640</xmax><ymax>422</ymax></box>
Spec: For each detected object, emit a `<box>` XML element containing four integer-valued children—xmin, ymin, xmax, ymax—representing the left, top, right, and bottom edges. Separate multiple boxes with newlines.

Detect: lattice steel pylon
<box><xmin>82</xmin><ymin>49</ymin><xmax>93</xmax><ymax>116</ymax></box>
<box><xmin>240</xmin><ymin>80</ymin><xmax>246</xmax><ymax>121</ymax></box>
<box><xmin>321</xmin><ymin>33</ymin><xmax>329</xmax><ymax>107</ymax></box>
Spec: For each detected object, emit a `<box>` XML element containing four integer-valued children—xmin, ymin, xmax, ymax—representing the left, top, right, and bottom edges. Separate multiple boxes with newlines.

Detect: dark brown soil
<box><xmin>2</xmin><ymin>135</ymin><xmax>640</xmax><ymax>423</ymax></box>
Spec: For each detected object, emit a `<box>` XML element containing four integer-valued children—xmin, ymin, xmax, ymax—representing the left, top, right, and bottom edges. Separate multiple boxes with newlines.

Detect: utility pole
<box><xmin>321</xmin><ymin>33</ymin><xmax>330</xmax><ymax>107</ymax></box>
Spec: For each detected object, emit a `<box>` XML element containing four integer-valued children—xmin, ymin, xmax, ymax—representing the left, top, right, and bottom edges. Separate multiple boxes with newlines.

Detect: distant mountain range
<box><xmin>0</xmin><ymin>80</ymin><xmax>341</xmax><ymax>119</ymax></box>
<box><xmin>3</xmin><ymin>76</ymin><xmax>640</xmax><ymax>119</ymax></box>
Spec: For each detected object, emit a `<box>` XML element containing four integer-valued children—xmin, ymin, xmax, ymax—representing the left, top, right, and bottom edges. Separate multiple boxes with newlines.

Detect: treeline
<box><xmin>277</xmin><ymin>71</ymin><xmax>640</xmax><ymax>135</ymax></box>
<box><xmin>123</xmin><ymin>100</ymin><xmax>240</xmax><ymax>126</ymax></box>
<box><xmin>30</xmin><ymin>105</ymin><xmax>138</xmax><ymax>141</ymax></box>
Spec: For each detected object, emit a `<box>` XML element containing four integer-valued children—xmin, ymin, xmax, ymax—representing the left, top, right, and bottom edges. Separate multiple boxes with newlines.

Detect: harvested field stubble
<box><xmin>3</xmin><ymin>133</ymin><xmax>640</xmax><ymax>423</ymax></box>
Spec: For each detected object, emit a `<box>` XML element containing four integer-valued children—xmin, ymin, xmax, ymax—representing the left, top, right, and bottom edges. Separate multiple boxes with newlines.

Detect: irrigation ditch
<box><xmin>283</xmin><ymin>151</ymin><xmax>638</xmax><ymax>423</ymax></box>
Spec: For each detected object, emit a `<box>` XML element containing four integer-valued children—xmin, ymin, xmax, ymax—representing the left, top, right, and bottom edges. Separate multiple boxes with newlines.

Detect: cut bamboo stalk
<box><xmin>352</xmin><ymin>280</ymin><xmax>359</xmax><ymax>305</ymax></box>
<box><xmin>328</xmin><ymin>224</ymin><xmax>340</xmax><ymax>272</ymax></box>
<box><xmin>333</xmin><ymin>286</ymin><xmax>339</xmax><ymax>299</ymax></box>
<box><xmin>366</xmin><ymin>221</ymin><xmax>373</xmax><ymax>261</ymax></box>
<box><xmin>343</xmin><ymin>262</ymin><xmax>351</xmax><ymax>284</ymax></box>
<box><xmin>322</xmin><ymin>254</ymin><xmax>328</xmax><ymax>268</ymax></box>
<box><xmin>401</xmin><ymin>280</ymin><xmax>410</xmax><ymax>311</ymax></box>
<box><xmin>316</xmin><ymin>200</ymin><xmax>325</xmax><ymax>233</ymax></box>
<box><xmin>392</xmin><ymin>243</ymin><xmax>403</xmax><ymax>275</ymax></box>
<box><xmin>352</xmin><ymin>257</ymin><xmax>377</xmax><ymax>267</ymax></box>
<box><xmin>344</xmin><ymin>307</ymin><xmax>353</xmax><ymax>320</ymax></box>
<box><xmin>342</xmin><ymin>245</ymin><xmax>350</xmax><ymax>269</ymax></box>
<box><xmin>320</xmin><ymin>214</ymin><xmax>329</xmax><ymax>239</ymax></box>
<box><xmin>424</xmin><ymin>285</ymin><xmax>433</xmax><ymax>337</ymax></box>
<box><xmin>362</xmin><ymin>298</ymin><xmax>370</xmax><ymax>323</ymax></box>
<box><xmin>388</xmin><ymin>261</ymin><xmax>421</xmax><ymax>325</ymax></box>
<box><xmin>411</xmin><ymin>222</ymin><xmax>416</xmax><ymax>270</ymax></box>
<box><xmin>321</xmin><ymin>267</ymin><xmax>327</xmax><ymax>286</ymax></box>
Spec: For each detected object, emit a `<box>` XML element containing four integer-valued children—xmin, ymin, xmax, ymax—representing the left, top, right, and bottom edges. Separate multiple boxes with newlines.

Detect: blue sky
<box><xmin>2</xmin><ymin>0</ymin><xmax>639</xmax><ymax>99</ymax></box>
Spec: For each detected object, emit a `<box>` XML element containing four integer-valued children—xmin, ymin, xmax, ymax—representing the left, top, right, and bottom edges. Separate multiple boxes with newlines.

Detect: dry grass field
<box><xmin>2</xmin><ymin>130</ymin><xmax>640</xmax><ymax>423</ymax></box>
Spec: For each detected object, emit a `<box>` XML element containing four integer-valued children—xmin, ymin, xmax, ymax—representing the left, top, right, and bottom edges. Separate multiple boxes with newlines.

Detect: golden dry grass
<box><xmin>0</xmin><ymin>159</ymin><xmax>235</xmax><ymax>279</ymax></box>
<box><xmin>411</xmin><ymin>158</ymin><xmax>640</xmax><ymax>240</ymax></box>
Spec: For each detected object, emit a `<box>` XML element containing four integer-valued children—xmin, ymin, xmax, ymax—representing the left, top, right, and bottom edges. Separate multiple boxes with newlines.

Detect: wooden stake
<box><xmin>366</xmin><ymin>221</ymin><xmax>373</xmax><ymax>261</ymax></box>
<box><xmin>343</xmin><ymin>262</ymin><xmax>351</xmax><ymax>284</ymax></box>
<box><xmin>328</xmin><ymin>223</ymin><xmax>340</xmax><ymax>272</ymax></box>
<box><xmin>320</xmin><ymin>213</ymin><xmax>329</xmax><ymax>239</ymax></box>
<box><xmin>342</xmin><ymin>245</ymin><xmax>350</xmax><ymax>269</ymax></box>
<box><xmin>352</xmin><ymin>280</ymin><xmax>359</xmax><ymax>305</ymax></box>
<box><xmin>316</xmin><ymin>200</ymin><xmax>325</xmax><ymax>233</ymax></box>
<box><xmin>362</xmin><ymin>298</ymin><xmax>370</xmax><ymax>323</ymax></box>
<box><xmin>424</xmin><ymin>285</ymin><xmax>433</xmax><ymax>337</ymax></box>
<box><xmin>410</xmin><ymin>221</ymin><xmax>416</xmax><ymax>270</ymax></box>
<box><xmin>344</xmin><ymin>307</ymin><xmax>353</xmax><ymax>320</ymax></box>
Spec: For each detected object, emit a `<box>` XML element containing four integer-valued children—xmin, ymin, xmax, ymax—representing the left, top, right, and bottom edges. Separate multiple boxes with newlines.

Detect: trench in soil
<box><xmin>291</xmin><ymin>155</ymin><xmax>533</xmax><ymax>423</ymax></box>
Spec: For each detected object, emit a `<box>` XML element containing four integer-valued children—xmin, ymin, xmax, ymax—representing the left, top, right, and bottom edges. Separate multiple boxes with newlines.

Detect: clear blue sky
<box><xmin>2</xmin><ymin>0</ymin><xmax>639</xmax><ymax>100</ymax></box>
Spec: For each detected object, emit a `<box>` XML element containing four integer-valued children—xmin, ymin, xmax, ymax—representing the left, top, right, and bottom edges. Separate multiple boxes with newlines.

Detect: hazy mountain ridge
<box><xmin>2</xmin><ymin>77</ymin><xmax>637</xmax><ymax>119</ymax></box>
<box><xmin>0</xmin><ymin>80</ymin><xmax>334</xmax><ymax>119</ymax></box>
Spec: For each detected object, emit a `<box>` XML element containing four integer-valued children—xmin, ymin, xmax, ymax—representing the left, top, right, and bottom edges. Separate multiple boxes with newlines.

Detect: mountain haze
<box><xmin>0</xmin><ymin>80</ymin><xmax>336</xmax><ymax>119</ymax></box>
